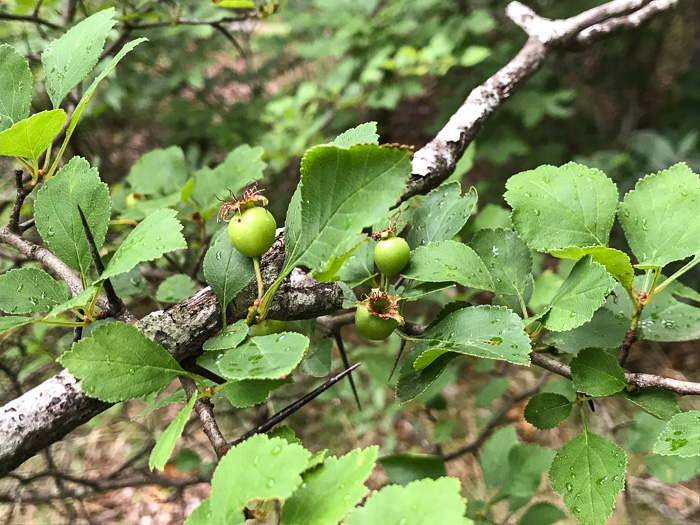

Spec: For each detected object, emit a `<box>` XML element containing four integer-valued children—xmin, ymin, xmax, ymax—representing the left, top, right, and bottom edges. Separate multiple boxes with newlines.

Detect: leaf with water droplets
<box><xmin>570</xmin><ymin>348</ymin><xmax>627</xmax><ymax>397</ymax></box>
<box><xmin>100</xmin><ymin>208</ymin><xmax>187</xmax><ymax>282</ymax></box>
<box><xmin>543</xmin><ymin>307</ymin><xmax>628</xmax><ymax>355</ymax></box>
<box><xmin>470</xmin><ymin>228</ymin><xmax>532</xmax><ymax>298</ymax></box>
<box><xmin>42</xmin><ymin>8</ymin><xmax>117</xmax><ymax>108</ymax></box>
<box><xmin>35</xmin><ymin>156</ymin><xmax>110</xmax><ymax>277</ymax></box>
<box><xmin>401</xmin><ymin>240</ymin><xmax>494</xmax><ymax>291</ymax></box>
<box><xmin>203</xmin><ymin>228</ymin><xmax>254</xmax><ymax>324</ymax></box>
<box><xmin>0</xmin><ymin>268</ymin><xmax>69</xmax><ymax>314</ymax></box>
<box><xmin>210</xmin><ymin>434</ymin><xmax>310</xmax><ymax>524</ymax></box>
<box><xmin>549</xmin><ymin>431</ymin><xmax>626</xmax><ymax>525</ymax></box>
<box><xmin>149</xmin><ymin>391</ymin><xmax>197</xmax><ymax>471</ymax></box>
<box><xmin>653</xmin><ymin>411</ymin><xmax>700</xmax><ymax>457</ymax></box>
<box><xmin>544</xmin><ymin>256</ymin><xmax>616</xmax><ymax>332</ymax></box>
<box><xmin>505</xmin><ymin>162</ymin><xmax>618</xmax><ymax>252</ymax></box>
<box><xmin>58</xmin><ymin>321</ymin><xmax>186</xmax><ymax>402</ymax></box>
<box><xmin>619</xmin><ymin>163</ymin><xmax>700</xmax><ymax>268</ymax></box>
<box><xmin>407</xmin><ymin>182</ymin><xmax>477</xmax><ymax>249</ymax></box>
<box><xmin>281</xmin><ymin>446</ymin><xmax>377</xmax><ymax>525</ymax></box>
<box><xmin>203</xmin><ymin>320</ymin><xmax>248</xmax><ymax>351</ymax></box>
<box><xmin>0</xmin><ymin>44</ymin><xmax>32</xmax><ymax>132</ymax></box>
<box><xmin>0</xmin><ymin>109</ymin><xmax>65</xmax><ymax>160</ymax></box>
<box><xmin>344</xmin><ymin>477</ymin><xmax>471</xmax><ymax>525</ymax></box>
<box><xmin>218</xmin><ymin>332</ymin><xmax>309</xmax><ymax>380</ymax></box>
<box><xmin>551</xmin><ymin>246</ymin><xmax>634</xmax><ymax>291</ymax></box>
<box><xmin>524</xmin><ymin>393</ymin><xmax>573</xmax><ymax>430</ymax></box>
<box><xmin>412</xmin><ymin>305</ymin><xmax>531</xmax><ymax>370</ymax></box>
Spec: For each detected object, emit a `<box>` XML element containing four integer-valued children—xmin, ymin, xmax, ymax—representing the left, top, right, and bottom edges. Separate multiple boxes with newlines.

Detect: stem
<box><xmin>36</xmin><ymin>319</ymin><xmax>88</xmax><ymax>327</ymax></box>
<box><xmin>618</xmin><ymin>297</ymin><xmax>644</xmax><ymax>366</ymax></box>
<box><xmin>253</xmin><ymin>256</ymin><xmax>264</xmax><ymax>300</ymax></box>
<box><xmin>653</xmin><ymin>254</ymin><xmax>700</xmax><ymax>295</ymax></box>
<box><xmin>41</xmin><ymin>143</ymin><xmax>52</xmax><ymax>175</ymax></box>
<box><xmin>517</xmin><ymin>294</ymin><xmax>528</xmax><ymax>317</ymax></box>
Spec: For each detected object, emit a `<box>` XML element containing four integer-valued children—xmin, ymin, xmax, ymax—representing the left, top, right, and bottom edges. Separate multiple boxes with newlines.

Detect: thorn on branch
<box><xmin>229</xmin><ymin>363</ymin><xmax>362</xmax><ymax>448</ymax></box>
<box><xmin>333</xmin><ymin>329</ymin><xmax>361</xmax><ymax>410</ymax></box>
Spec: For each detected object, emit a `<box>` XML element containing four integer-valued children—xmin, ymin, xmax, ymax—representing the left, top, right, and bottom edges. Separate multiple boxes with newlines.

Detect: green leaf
<box><xmin>395</xmin><ymin>350</ymin><xmax>456</xmax><ymax>403</ymax></box>
<box><xmin>378</xmin><ymin>454</ymin><xmax>447</xmax><ymax>486</ymax></box>
<box><xmin>216</xmin><ymin>0</ymin><xmax>254</xmax><ymax>7</ymax></box>
<box><xmin>0</xmin><ymin>315</ymin><xmax>36</xmax><ymax>336</ymax></box>
<box><xmin>517</xmin><ymin>502</ymin><xmax>567</xmax><ymax>525</ymax></box>
<box><xmin>184</xmin><ymin>499</ymin><xmax>216</xmax><ymax>525</ymax></box>
<box><xmin>127</xmin><ymin>146</ymin><xmax>188</xmax><ymax>197</ymax></box>
<box><xmin>58</xmin><ymin>321</ymin><xmax>186</xmax><ymax>402</ymax></box>
<box><xmin>645</xmin><ymin>454</ymin><xmax>700</xmax><ymax>483</ymax></box>
<box><xmin>133</xmin><ymin>389</ymin><xmax>187</xmax><ymax>419</ymax></box>
<box><xmin>46</xmin><ymin>285</ymin><xmax>97</xmax><ymax>318</ymax></box>
<box><xmin>475</xmin><ymin>377</ymin><xmax>511</xmax><ymax>406</ymax></box>
<box><xmin>282</xmin><ymin>144</ymin><xmax>411</xmax><ymax>275</ymax></box>
<box><xmin>617</xmin><ymin>388</ymin><xmax>680</xmax><ymax>421</ymax></box>
<box><xmin>50</xmin><ymin>38</ymin><xmax>147</xmax><ymax>175</ymax></box>
<box><xmin>214</xmin><ymin>378</ymin><xmax>288</xmax><ymax>408</ymax></box>
<box><xmin>344</xmin><ymin>477</ymin><xmax>471</xmax><ymax>525</ymax></box>
<box><xmin>544</xmin><ymin>256</ymin><xmax>616</xmax><ymax>332</ymax></box>
<box><xmin>203</xmin><ymin>320</ymin><xmax>249</xmax><ymax>351</ymax></box>
<box><xmin>312</xmin><ymin>238</ymin><xmax>368</xmax><ymax>282</ymax></box>
<box><xmin>401</xmin><ymin>240</ymin><xmax>492</xmax><ymax>290</ymax></box>
<box><xmin>653</xmin><ymin>411</ymin><xmax>700</xmax><ymax>457</ymax></box>
<box><xmin>570</xmin><ymin>348</ymin><xmax>627</xmax><ymax>397</ymax></box>
<box><xmin>0</xmin><ymin>44</ymin><xmax>32</xmax><ymax>132</ymax></box>
<box><xmin>281</xmin><ymin>446</ymin><xmax>377</xmax><ymax>525</ymax></box>
<box><xmin>42</xmin><ymin>8</ymin><xmax>117</xmax><ymax>108</ymax></box>
<box><xmin>335</xmin><ymin>240</ymin><xmax>375</xmax><ymax>287</ymax></box>
<box><xmin>218</xmin><ymin>332</ymin><xmax>309</xmax><ymax>380</ymax></box>
<box><xmin>203</xmin><ymin>229</ymin><xmax>254</xmax><ymax>321</ymax></box>
<box><xmin>551</xmin><ymin>246</ymin><xmax>634</xmax><ymax>291</ymax></box>
<box><xmin>0</xmin><ymin>109</ymin><xmax>65</xmax><ymax>160</ymax></box>
<box><xmin>507</xmin><ymin>444</ymin><xmax>556</xmax><ymax>510</ymax></box>
<box><xmin>299</xmin><ymin>338</ymin><xmax>333</xmax><ymax>377</ymax></box>
<box><xmin>0</xmin><ymin>268</ymin><xmax>69</xmax><ymax>314</ymax></box>
<box><xmin>470</xmin><ymin>228</ymin><xmax>532</xmax><ymax>298</ymax></box>
<box><xmin>524</xmin><ymin>393</ymin><xmax>573</xmax><ymax>430</ymax></box>
<box><xmin>210</xmin><ymin>434</ymin><xmax>310</xmax><ymax>525</ymax></box>
<box><xmin>149</xmin><ymin>392</ymin><xmax>197</xmax><ymax>471</ymax></box>
<box><xmin>543</xmin><ymin>308</ymin><xmax>628</xmax><ymax>355</ymax></box>
<box><xmin>413</xmin><ymin>305</ymin><xmax>531</xmax><ymax>370</ymax></box>
<box><xmin>156</xmin><ymin>274</ymin><xmax>196</xmax><ymax>303</ymax></box>
<box><xmin>406</xmin><ymin>182</ymin><xmax>477</xmax><ymax>249</ymax></box>
<box><xmin>549</xmin><ymin>431</ymin><xmax>626</xmax><ymax>525</ymax></box>
<box><xmin>624</xmin><ymin>412</ymin><xmax>666</xmax><ymax>453</ymax></box>
<box><xmin>618</xmin><ymin>163</ymin><xmax>700</xmax><ymax>268</ymax></box>
<box><xmin>481</xmin><ymin>427</ymin><xmax>518</xmax><ymax>489</ymax></box>
<box><xmin>332</xmin><ymin>122</ymin><xmax>379</xmax><ymax>147</ymax></box>
<box><xmin>505</xmin><ymin>163</ymin><xmax>618</xmax><ymax>252</ymax></box>
<box><xmin>191</xmin><ymin>144</ymin><xmax>266</xmax><ymax>212</ymax></box>
<box><xmin>100</xmin><ymin>209</ymin><xmax>187</xmax><ymax>282</ymax></box>
<box><xmin>35</xmin><ymin>156</ymin><xmax>110</xmax><ymax>276</ymax></box>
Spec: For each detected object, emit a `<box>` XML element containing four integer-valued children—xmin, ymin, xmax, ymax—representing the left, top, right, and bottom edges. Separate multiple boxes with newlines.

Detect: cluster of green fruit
<box><xmin>219</xmin><ymin>188</ymin><xmax>411</xmax><ymax>341</ymax></box>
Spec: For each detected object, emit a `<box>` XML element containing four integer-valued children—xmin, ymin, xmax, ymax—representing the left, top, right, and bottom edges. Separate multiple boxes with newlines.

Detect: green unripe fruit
<box><xmin>125</xmin><ymin>192</ymin><xmax>144</xmax><ymax>208</ymax></box>
<box><xmin>374</xmin><ymin>234</ymin><xmax>410</xmax><ymax>277</ymax></box>
<box><xmin>228</xmin><ymin>206</ymin><xmax>277</xmax><ymax>257</ymax></box>
<box><xmin>253</xmin><ymin>319</ymin><xmax>287</xmax><ymax>336</ymax></box>
<box><xmin>355</xmin><ymin>305</ymin><xmax>398</xmax><ymax>340</ymax></box>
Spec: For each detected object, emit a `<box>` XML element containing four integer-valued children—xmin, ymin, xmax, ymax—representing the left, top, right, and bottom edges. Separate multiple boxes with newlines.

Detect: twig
<box><xmin>0</xmin><ymin>12</ymin><xmax>61</xmax><ymax>30</ymax></box>
<box><xmin>333</xmin><ymin>329</ymin><xmax>361</xmax><ymax>410</ymax></box>
<box><xmin>179</xmin><ymin>377</ymin><xmax>228</xmax><ymax>459</ymax></box>
<box><xmin>444</xmin><ymin>375</ymin><xmax>548</xmax><ymax>461</ymax></box>
<box><xmin>8</xmin><ymin>170</ymin><xmax>31</xmax><ymax>234</ymax></box>
<box><xmin>229</xmin><ymin>363</ymin><xmax>362</xmax><ymax>447</ymax></box>
<box><xmin>19</xmin><ymin>218</ymin><xmax>35</xmax><ymax>232</ymax></box>
<box><xmin>388</xmin><ymin>338</ymin><xmax>407</xmax><ymax>381</ymax></box>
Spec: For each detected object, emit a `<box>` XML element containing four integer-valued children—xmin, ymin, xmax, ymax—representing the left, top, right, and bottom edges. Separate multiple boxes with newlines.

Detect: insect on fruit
<box><xmin>371</xmin><ymin>213</ymin><xmax>410</xmax><ymax>277</ymax></box>
<box><xmin>218</xmin><ymin>183</ymin><xmax>277</xmax><ymax>258</ymax></box>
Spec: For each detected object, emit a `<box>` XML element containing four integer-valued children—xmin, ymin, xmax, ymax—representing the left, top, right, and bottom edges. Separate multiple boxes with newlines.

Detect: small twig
<box><xmin>8</xmin><ymin>170</ymin><xmax>32</xmax><ymax>233</ymax></box>
<box><xmin>77</xmin><ymin>205</ymin><xmax>125</xmax><ymax>314</ymax></box>
<box><xmin>180</xmin><ymin>377</ymin><xmax>228</xmax><ymax>459</ymax></box>
<box><xmin>19</xmin><ymin>218</ymin><xmax>35</xmax><ymax>232</ymax></box>
<box><xmin>444</xmin><ymin>375</ymin><xmax>548</xmax><ymax>461</ymax></box>
<box><xmin>229</xmin><ymin>363</ymin><xmax>362</xmax><ymax>447</ymax></box>
<box><xmin>0</xmin><ymin>12</ymin><xmax>61</xmax><ymax>30</ymax></box>
<box><xmin>211</xmin><ymin>22</ymin><xmax>249</xmax><ymax>59</ymax></box>
<box><xmin>189</xmin><ymin>235</ymin><xmax>210</xmax><ymax>279</ymax></box>
<box><xmin>333</xmin><ymin>329</ymin><xmax>361</xmax><ymax>410</ymax></box>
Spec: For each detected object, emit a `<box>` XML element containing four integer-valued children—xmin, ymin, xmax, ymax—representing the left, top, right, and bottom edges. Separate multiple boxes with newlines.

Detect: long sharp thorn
<box><xmin>77</xmin><ymin>205</ymin><xmax>124</xmax><ymax>312</ymax></box>
<box><xmin>230</xmin><ymin>363</ymin><xmax>362</xmax><ymax>447</ymax></box>
<box><xmin>388</xmin><ymin>338</ymin><xmax>407</xmax><ymax>382</ymax></box>
<box><xmin>334</xmin><ymin>330</ymin><xmax>361</xmax><ymax>410</ymax></box>
<box><xmin>180</xmin><ymin>357</ymin><xmax>227</xmax><ymax>385</ymax></box>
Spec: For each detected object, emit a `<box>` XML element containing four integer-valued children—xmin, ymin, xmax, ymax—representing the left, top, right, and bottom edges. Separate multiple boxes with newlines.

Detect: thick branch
<box><xmin>180</xmin><ymin>377</ymin><xmax>228</xmax><ymax>458</ymax></box>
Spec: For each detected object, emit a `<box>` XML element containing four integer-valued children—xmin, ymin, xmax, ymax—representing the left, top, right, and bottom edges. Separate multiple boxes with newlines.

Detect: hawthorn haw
<box><xmin>355</xmin><ymin>288</ymin><xmax>404</xmax><ymax>340</ymax></box>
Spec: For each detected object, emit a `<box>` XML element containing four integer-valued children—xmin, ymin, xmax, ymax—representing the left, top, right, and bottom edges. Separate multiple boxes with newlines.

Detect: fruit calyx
<box><xmin>217</xmin><ymin>182</ymin><xmax>269</xmax><ymax>223</ymax></box>
<box><xmin>356</xmin><ymin>288</ymin><xmax>404</xmax><ymax>326</ymax></box>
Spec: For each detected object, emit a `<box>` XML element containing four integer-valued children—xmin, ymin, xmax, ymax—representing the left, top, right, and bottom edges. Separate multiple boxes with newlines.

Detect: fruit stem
<box><xmin>253</xmin><ymin>256</ymin><xmax>264</xmax><ymax>300</ymax></box>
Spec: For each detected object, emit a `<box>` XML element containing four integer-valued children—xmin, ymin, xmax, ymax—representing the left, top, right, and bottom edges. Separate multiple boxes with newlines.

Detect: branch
<box><xmin>402</xmin><ymin>0</ymin><xmax>675</xmax><ymax>203</ymax></box>
<box><xmin>530</xmin><ymin>352</ymin><xmax>700</xmax><ymax>396</ymax></box>
<box><xmin>180</xmin><ymin>377</ymin><xmax>228</xmax><ymax>458</ymax></box>
<box><xmin>0</xmin><ymin>12</ymin><xmax>62</xmax><ymax>30</ymax></box>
